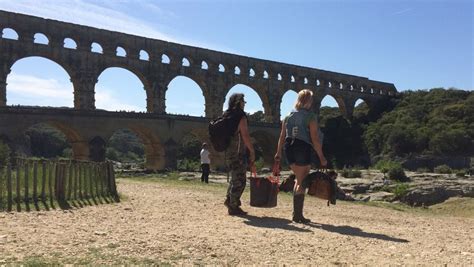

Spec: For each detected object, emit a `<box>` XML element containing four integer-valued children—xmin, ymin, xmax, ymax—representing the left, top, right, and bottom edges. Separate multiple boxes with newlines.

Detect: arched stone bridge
<box><xmin>0</xmin><ymin>10</ymin><xmax>397</xmax><ymax>170</ymax></box>
<box><xmin>0</xmin><ymin>107</ymin><xmax>279</xmax><ymax>170</ymax></box>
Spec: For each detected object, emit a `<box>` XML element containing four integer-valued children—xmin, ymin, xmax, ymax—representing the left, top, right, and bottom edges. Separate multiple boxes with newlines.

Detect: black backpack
<box><xmin>208</xmin><ymin>116</ymin><xmax>233</xmax><ymax>152</ymax></box>
<box><xmin>209</xmin><ymin>113</ymin><xmax>243</xmax><ymax>152</ymax></box>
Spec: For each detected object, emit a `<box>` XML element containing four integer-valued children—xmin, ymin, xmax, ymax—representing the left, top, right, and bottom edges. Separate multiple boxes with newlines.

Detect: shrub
<box><xmin>387</xmin><ymin>165</ymin><xmax>409</xmax><ymax>182</ymax></box>
<box><xmin>376</xmin><ymin>160</ymin><xmax>409</xmax><ymax>182</ymax></box>
<box><xmin>455</xmin><ymin>170</ymin><xmax>466</xmax><ymax>177</ymax></box>
<box><xmin>341</xmin><ymin>169</ymin><xmax>362</xmax><ymax>178</ymax></box>
<box><xmin>177</xmin><ymin>159</ymin><xmax>200</xmax><ymax>171</ymax></box>
<box><xmin>379</xmin><ymin>183</ymin><xmax>410</xmax><ymax>199</ymax></box>
<box><xmin>391</xmin><ymin>183</ymin><xmax>410</xmax><ymax>199</ymax></box>
<box><xmin>434</xmin><ymin>164</ymin><xmax>452</xmax><ymax>174</ymax></box>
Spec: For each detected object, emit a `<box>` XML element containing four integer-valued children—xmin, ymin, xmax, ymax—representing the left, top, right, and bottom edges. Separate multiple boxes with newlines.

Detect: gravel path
<box><xmin>0</xmin><ymin>178</ymin><xmax>473</xmax><ymax>265</ymax></box>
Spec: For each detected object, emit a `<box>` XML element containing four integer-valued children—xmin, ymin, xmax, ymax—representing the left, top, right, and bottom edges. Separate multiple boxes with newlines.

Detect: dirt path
<box><xmin>1</xmin><ymin>178</ymin><xmax>473</xmax><ymax>265</ymax></box>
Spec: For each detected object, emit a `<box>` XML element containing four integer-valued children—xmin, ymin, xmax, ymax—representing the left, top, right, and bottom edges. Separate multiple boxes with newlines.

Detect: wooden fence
<box><xmin>0</xmin><ymin>158</ymin><xmax>119</xmax><ymax>211</ymax></box>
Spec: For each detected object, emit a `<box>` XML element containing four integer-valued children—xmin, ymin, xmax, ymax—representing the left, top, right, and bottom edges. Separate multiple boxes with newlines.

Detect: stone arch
<box><xmin>139</xmin><ymin>50</ymin><xmax>149</xmax><ymax>61</ymax></box>
<box><xmin>175</xmin><ymin>127</ymin><xmax>209</xmax><ymax>170</ymax></box>
<box><xmin>162</xmin><ymin>54</ymin><xmax>170</xmax><ymax>64</ymax></box>
<box><xmin>1</xmin><ymin>27</ymin><xmax>19</xmax><ymax>40</ymax></box>
<box><xmin>234</xmin><ymin>66</ymin><xmax>241</xmax><ymax>75</ymax></box>
<box><xmin>353</xmin><ymin>98</ymin><xmax>371</xmax><ymax>119</ymax></box>
<box><xmin>91</xmin><ymin>42</ymin><xmax>103</xmax><ymax>53</ymax></box>
<box><xmin>108</xmin><ymin>125</ymin><xmax>164</xmax><ymax>170</ymax></box>
<box><xmin>279</xmin><ymin>89</ymin><xmax>298</xmax><ymax>120</ymax></box>
<box><xmin>201</xmin><ymin>60</ymin><xmax>208</xmax><ymax>70</ymax></box>
<box><xmin>89</xmin><ymin>136</ymin><xmax>106</xmax><ymax>162</ymax></box>
<box><xmin>33</xmin><ymin>32</ymin><xmax>49</xmax><ymax>45</ymax></box>
<box><xmin>6</xmin><ymin>56</ymin><xmax>75</xmax><ymax>107</ymax></box>
<box><xmin>165</xmin><ymin>75</ymin><xmax>206</xmax><ymax>116</ymax></box>
<box><xmin>116</xmin><ymin>46</ymin><xmax>127</xmax><ymax>57</ymax></box>
<box><xmin>263</xmin><ymin>70</ymin><xmax>269</xmax><ymax>79</ymax></box>
<box><xmin>223</xmin><ymin>83</ymin><xmax>271</xmax><ymax>121</ymax></box>
<box><xmin>19</xmin><ymin>121</ymin><xmax>88</xmax><ymax>160</ymax></box>
<box><xmin>182</xmin><ymin>57</ymin><xmax>191</xmax><ymax>67</ymax></box>
<box><xmin>95</xmin><ymin>66</ymin><xmax>148</xmax><ymax>112</ymax></box>
<box><xmin>316</xmin><ymin>94</ymin><xmax>348</xmax><ymax>118</ymax></box>
<box><xmin>249</xmin><ymin>68</ymin><xmax>256</xmax><ymax>77</ymax></box>
<box><xmin>218</xmin><ymin>64</ymin><xmax>225</xmax><ymax>72</ymax></box>
<box><xmin>63</xmin><ymin>37</ymin><xmax>77</xmax><ymax>49</ymax></box>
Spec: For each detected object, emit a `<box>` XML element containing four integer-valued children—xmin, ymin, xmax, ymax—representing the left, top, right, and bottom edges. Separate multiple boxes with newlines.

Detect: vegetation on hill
<box><xmin>106</xmin><ymin>129</ymin><xmax>144</xmax><ymax>163</ymax></box>
<box><xmin>364</xmin><ymin>88</ymin><xmax>473</xmax><ymax>159</ymax></box>
<box><xmin>318</xmin><ymin>88</ymin><xmax>472</xmax><ymax>168</ymax></box>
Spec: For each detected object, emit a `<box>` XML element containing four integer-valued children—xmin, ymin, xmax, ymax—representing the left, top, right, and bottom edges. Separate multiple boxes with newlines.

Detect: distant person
<box><xmin>274</xmin><ymin>89</ymin><xmax>327</xmax><ymax>223</ymax></box>
<box><xmin>200</xmin><ymin>143</ymin><xmax>211</xmax><ymax>183</ymax></box>
<box><xmin>223</xmin><ymin>93</ymin><xmax>255</xmax><ymax>216</ymax></box>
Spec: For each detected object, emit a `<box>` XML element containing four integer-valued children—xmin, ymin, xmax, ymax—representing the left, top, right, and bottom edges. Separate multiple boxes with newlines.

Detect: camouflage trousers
<box><xmin>225</xmin><ymin>154</ymin><xmax>248</xmax><ymax>208</ymax></box>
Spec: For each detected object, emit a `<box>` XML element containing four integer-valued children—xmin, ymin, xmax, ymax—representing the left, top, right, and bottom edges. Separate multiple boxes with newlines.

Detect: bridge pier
<box><xmin>0</xmin><ymin>59</ymin><xmax>11</xmax><ymax>107</ymax></box>
<box><xmin>70</xmin><ymin>141</ymin><xmax>90</xmax><ymax>161</ymax></box>
<box><xmin>72</xmin><ymin>71</ymin><xmax>98</xmax><ymax>110</ymax></box>
<box><xmin>0</xmin><ymin>79</ymin><xmax>5</xmax><ymax>107</ymax></box>
<box><xmin>146</xmin><ymin>80</ymin><xmax>166</xmax><ymax>114</ymax></box>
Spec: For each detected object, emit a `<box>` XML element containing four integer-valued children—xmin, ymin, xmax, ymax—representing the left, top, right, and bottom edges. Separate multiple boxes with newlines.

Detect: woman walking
<box><xmin>223</xmin><ymin>93</ymin><xmax>255</xmax><ymax>216</ymax></box>
<box><xmin>274</xmin><ymin>89</ymin><xmax>327</xmax><ymax>223</ymax></box>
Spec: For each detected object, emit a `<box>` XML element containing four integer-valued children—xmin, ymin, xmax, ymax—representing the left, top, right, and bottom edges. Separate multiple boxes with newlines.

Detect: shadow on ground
<box><xmin>308</xmin><ymin>222</ymin><xmax>409</xmax><ymax>243</ymax></box>
<box><xmin>242</xmin><ymin>214</ymin><xmax>312</xmax><ymax>232</ymax></box>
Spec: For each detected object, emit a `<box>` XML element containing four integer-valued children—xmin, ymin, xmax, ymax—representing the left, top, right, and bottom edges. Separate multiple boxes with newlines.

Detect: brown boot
<box><xmin>228</xmin><ymin>206</ymin><xmax>247</xmax><ymax>216</ymax></box>
<box><xmin>292</xmin><ymin>194</ymin><xmax>311</xmax><ymax>223</ymax></box>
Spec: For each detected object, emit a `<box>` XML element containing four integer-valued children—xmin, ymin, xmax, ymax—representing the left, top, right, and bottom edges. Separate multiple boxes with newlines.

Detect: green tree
<box><xmin>248</xmin><ymin>111</ymin><xmax>266</xmax><ymax>122</ymax></box>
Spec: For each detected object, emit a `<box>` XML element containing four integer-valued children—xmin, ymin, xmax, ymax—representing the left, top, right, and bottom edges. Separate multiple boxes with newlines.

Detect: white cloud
<box><xmin>392</xmin><ymin>8</ymin><xmax>413</xmax><ymax>16</ymax></box>
<box><xmin>95</xmin><ymin>86</ymin><xmax>145</xmax><ymax>112</ymax></box>
<box><xmin>7</xmin><ymin>73</ymin><xmax>146</xmax><ymax>111</ymax></box>
<box><xmin>8</xmin><ymin>73</ymin><xmax>73</xmax><ymax>106</ymax></box>
<box><xmin>0</xmin><ymin>0</ymin><xmax>237</xmax><ymax>53</ymax></box>
<box><xmin>0</xmin><ymin>0</ymin><xmax>178</xmax><ymax>42</ymax></box>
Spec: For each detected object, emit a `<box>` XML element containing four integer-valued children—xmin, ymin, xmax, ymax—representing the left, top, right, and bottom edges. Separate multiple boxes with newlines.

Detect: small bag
<box><xmin>249</xmin><ymin>164</ymin><xmax>279</xmax><ymax>208</ymax></box>
<box><xmin>305</xmin><ymin>170</ymin><xmax>338</xmax><ymax>206</ymax></box>
<box><xmin>279</xmin><ymin>174</ymin><xmax>295</xmax><ymax>193</ymax></box>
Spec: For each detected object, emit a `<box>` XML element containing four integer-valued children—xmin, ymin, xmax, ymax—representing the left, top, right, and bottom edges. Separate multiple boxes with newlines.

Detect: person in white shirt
<box><xmin>200</xmin><ymin>143</ymin><xmax>211</xmax><ymax>183</ymax></box>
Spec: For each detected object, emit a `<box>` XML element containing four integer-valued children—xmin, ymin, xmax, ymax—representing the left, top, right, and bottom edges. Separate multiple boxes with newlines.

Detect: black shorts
<box><xmin>284</xmin><ymin>138</ymin><xmax>313</xmax><ymax>166</ymax></box>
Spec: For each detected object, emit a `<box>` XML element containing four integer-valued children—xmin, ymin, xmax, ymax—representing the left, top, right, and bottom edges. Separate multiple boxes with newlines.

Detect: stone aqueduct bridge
<box><xmin>0</xmin><ymin>10</ymin><xmax>397</xmax><ymax>170</ymax></box>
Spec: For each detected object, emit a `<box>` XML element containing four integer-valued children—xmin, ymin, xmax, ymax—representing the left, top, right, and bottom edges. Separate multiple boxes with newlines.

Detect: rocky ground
<box><xmin>0</xmin><ymin>173</ymin><xmax>473</xmax><ymax>265</ymax></box>
<box><xmin>182</xmin><ymin>169</ymin><xmax>474</xmax><ymax>207</ymax></box>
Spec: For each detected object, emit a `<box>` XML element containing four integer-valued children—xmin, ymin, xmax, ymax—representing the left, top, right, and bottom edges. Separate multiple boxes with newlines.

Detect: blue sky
<box><xmin>0</xmin><ymin>0</ymin><xmax>472</xmax><ymax>118</ymax></box>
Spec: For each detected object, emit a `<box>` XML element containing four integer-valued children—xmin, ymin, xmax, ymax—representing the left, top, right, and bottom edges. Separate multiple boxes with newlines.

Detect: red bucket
<box><xmin>249</xmin><ymin>164</ymin><xmax>279</xmax><ymax>208</ymax></box>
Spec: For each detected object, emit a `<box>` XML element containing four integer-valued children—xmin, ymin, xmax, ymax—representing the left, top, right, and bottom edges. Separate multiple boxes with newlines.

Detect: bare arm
<box><xmin>238</xmin><ymin>117</ymin><xmax>255</xmax><ymax>163</ymax></box>
<box><xmin>309</xmin><ymin>120</ymin><xmax>327</xmax><ymax>167</ymax></box>
<box><xmin>274</xmin><ymin>121</ymin><xmax>286</xmax><ymax>161</ymax></box>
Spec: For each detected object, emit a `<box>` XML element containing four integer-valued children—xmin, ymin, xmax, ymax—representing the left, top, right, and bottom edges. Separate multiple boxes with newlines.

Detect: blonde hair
<box><xmin>294</xmin><ymin>89</ymin><xmax>313</xmax><ymax>110</ymax></box>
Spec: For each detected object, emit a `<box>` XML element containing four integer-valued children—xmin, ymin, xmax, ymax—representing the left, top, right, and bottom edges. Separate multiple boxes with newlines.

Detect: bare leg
<box><xmin>290</xmin><ymin>164</ymin><xmax>311</xmax><ymax>223</ymax></box>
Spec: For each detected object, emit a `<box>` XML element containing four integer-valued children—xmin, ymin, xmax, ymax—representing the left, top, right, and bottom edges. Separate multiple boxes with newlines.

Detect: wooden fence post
<box><xmin>89</xmin><ymin>164</ymin><xmax>93</xmax><ymax>198</ymax></box>
<box><xmin>99</xmin><ymin>163</ymin><xmax>105</xmax><ymax>197</ymax></box>
<box><xmin>108</xmin><ymin>162</ymin><xmax>118</xmax><ymax>199</ymax></box>
<box><xmin>67</xmin><ymin>162</ymin><xmax>73</xmax><ymax>200</ymax></box>
<box><xmin>7</xmin><ymin>163</ymin><xmax>12</xmax><ymax>212</ymax></box>
<box><xmin>33</xmin><ymin>161</ymin><xmax>38</xmax><ymax>203</ymax></box>
<box><xmin>24</xmin><ymin>162</ymin><xmax>29</xmax><ymax>205</ymax></box>
<box><xmin>41</xmin><ymin>161</ymin><xmax>46</xmax><ymax>202</ymax></box>
<box><xmin>73</xmin><ymin>163</ymin><xmax>78</xmax><ymax>200</ymax></box>
<box><xmin>48</xmin><ymin>162</ymin><xmax>54</xmax><ymax>205</ymax></box>
<box><xmin>16</xmin><ymin>160</ymin><xmax>20</xmax><ymax>208</ymax></box>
